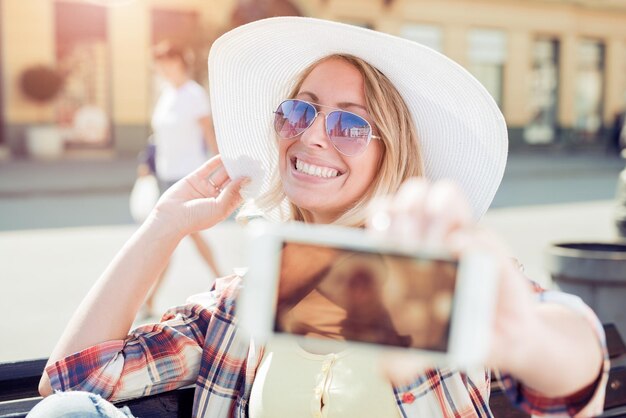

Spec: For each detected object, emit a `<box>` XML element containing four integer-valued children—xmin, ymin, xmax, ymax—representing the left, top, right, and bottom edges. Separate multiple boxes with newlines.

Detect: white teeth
<box><xmin>294</xmin><ymin>158</ymin><xmax>339</xmax><ymax>178</ymax></box>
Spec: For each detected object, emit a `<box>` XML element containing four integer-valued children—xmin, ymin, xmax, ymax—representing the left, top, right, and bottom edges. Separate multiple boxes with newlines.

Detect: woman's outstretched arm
<box><xmin>39</xmin><ymin>155</ymin><xmax>248</xmax><ymax>396</ymax></box>
<box><xmin>374</xmin><ymin>178</ymin><xmax>607</xmax><ymax>416</ymax></box>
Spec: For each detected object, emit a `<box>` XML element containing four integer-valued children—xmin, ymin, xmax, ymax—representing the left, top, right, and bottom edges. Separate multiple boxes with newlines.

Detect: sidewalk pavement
<box><xmin>0</xmin><ymin>156</ymin><xmax>137</xmax><ymax>197</ymax></box>
<box><xmin>0</xmin><ymin>222</ymin><xmax>249</xmax><ymax>362</ymax></box>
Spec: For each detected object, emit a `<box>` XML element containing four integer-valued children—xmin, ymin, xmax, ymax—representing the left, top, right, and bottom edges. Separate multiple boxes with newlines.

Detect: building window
<box><xmin>468</xmin><ymin>29</ymin><xmax>507</xmax><ymax>108</ymax></box>
<box><xmin>55</xmin><ymin>1</ymin><xmax>111</xmax><ymax>149</ymax></box>
<box><xmin>400</xmin><ymin>24</ymin><xmax>442</xmax><ymax>52</ymax></box>
<box><xmin>575</xmin><ymin>39</ymin><xmax>605</xmax><ymax>140</ymax></box>
<box><xmin>524</xmin><ymin>38</ymin><xmax>559</xmax><ymax>144</ymax></box>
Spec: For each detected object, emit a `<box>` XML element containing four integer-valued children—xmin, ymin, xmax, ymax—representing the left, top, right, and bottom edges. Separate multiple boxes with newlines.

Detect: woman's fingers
<box><xmin>423</xmin><ymin>180</ymin><xmax>472</xmax><ymax>247</ymax></box>
<box><xmin>191</xmin><ymin>154</ymin><xmax>224</xmax><ymax>179</ymax></box>
<box><xmin>373</xmin><ymin>178</ymin><xmax>473</xmax><ymax>248</ymax></box>
<box><xmin>182</xmin><ymin>176</ymin><xmax>249</xmax><ymax>231</ymax></box>
<box><xmin>394</xmin><ymin>178</ymin><xmax>431</xmax><ymax>210</ymax></box>
<box><xmin>206</xmin><ymin>166</ymin><xmax>230</xmax><ymax>191</ymax></box>
<box><xmin>186</xmin><ymin>156</ymin><xmax>230</xmax><ymax>198</ymax></box>
<box><xmin>371</xmin><ymin>178</ymin><xmax>535</xmax><ymax>374</ymax></box>
<box><xmin>214</xmin><ymin>176</ymin><xmax>250</xmax><ymax>217</ymax></box>
<box><xmin>389</xmin><ymin>178</ymin><xmax>430</xmax><ymax>244</ymax></box>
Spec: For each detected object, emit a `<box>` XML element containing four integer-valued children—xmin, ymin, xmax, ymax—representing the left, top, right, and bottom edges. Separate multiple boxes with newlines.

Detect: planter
<box><xmin>25</xmin><ymin>125</ymin><xmax>64</xmax><ymax>159</ymax></box>
<box><xmin>546</xmin><ymin>242</ymin><xmax>626</xmax><ymax>349</ymax></box>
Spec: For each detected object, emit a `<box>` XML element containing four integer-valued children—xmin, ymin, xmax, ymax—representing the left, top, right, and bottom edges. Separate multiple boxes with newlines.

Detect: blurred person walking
<box><xmin>137</xmin><ymin>41</ymin><xmax>222</xmax><ymax>318</ymax></box>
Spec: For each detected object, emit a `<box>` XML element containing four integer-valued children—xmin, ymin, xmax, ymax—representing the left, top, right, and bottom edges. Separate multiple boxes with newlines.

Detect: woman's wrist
<box><xmin>142</xmin><ymin>211</ymin><xmax>188</xmax><ymax>244</ymax></box>
<box><xmin>500</xmin><ymin>306</ymin><xmax>546</xmax><ymax>378</ymax></box>
<box><xmin>501</xmin><ymin>303</ymin><xmax>603</xmax><ymax>397</ymax></box>
<box><xmin>493</xmin><ymin>301</ymin><xmax>543</xmax><ymax>378</ymax></box>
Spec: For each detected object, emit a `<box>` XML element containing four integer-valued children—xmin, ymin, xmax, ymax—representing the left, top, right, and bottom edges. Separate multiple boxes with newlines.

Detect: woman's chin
<box><xmin>286</xmin><ymin>196</ymin><xmax>333</xmax><ymax>222</ymax></box>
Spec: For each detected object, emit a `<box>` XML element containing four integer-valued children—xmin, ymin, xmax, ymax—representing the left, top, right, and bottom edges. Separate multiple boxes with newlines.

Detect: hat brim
<box><xmin>209</xmin><ymin>16</ymin><xmax>508</xmax><ymax>221</ymax></box>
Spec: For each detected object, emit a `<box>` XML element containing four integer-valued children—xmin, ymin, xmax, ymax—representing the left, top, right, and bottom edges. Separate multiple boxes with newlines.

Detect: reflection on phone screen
<box><xmin>274</xmin><ymin>242</ymin><xmax>458</xmax><ymax>352</ymax></box>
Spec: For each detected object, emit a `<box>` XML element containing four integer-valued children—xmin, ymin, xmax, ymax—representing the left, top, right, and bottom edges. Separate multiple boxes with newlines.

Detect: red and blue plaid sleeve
<box><xmin>45</xmin><ymin>302</ymin><xmax>213</xmax><ymax>401</ymax></box>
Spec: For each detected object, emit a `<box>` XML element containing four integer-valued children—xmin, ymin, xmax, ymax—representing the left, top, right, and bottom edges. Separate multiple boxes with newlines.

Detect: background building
<box><xmin>2</xmin><ymin>0</ymin><xmax>626</xmax><ymax>158</ymax></box>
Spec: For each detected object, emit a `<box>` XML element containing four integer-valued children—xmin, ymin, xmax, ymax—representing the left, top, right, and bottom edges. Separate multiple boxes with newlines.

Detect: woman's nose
<box><xmin>300</xmin><ymin>112</ymin><xmax>330</xmax><ymax>150</ymax></box>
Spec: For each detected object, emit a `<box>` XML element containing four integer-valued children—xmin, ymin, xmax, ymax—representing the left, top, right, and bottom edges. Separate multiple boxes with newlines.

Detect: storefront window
<box><xmin>524</xmin><ymin>38</ymin><xmax>559</xmax><ymax>144</ymax></box>
<box><xmin>468</xmin><ymin>29</ymin><xmax>507</xmax><ymax>108</ymax></box>
<box><xmin>400</xmin><ymin>24</ymin><xmax>442</xmax><ymax>52</ymax></box>
<box><xmin>55</xmin><ymin>1</ymin><xmax>111</xmax><ymax>149</ymax></box>
<box><xmin>575</xmin><ymin>39</ymin><xmax>605</xmax><ymax>141</ymax></box>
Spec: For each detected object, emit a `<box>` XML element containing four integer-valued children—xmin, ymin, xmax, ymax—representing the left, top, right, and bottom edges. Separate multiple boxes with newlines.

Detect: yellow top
<box><xmin>248</xmin><ymin>337</ymin><xmax>400</xmax><ymax>418</ymax></box>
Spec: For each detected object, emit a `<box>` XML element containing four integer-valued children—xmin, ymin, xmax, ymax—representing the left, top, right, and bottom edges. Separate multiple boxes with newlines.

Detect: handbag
<box><xmin>129</xmin><ymin>174</ymin><xmax>160</xmax><ymax>223</ymax></box>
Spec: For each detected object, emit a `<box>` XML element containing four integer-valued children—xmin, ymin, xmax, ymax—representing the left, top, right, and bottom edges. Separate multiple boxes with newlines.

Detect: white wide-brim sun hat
<box><xmin>209</xmin><ymin>16</ymin><xmax>508</xmax><ymax>221</ymax></box>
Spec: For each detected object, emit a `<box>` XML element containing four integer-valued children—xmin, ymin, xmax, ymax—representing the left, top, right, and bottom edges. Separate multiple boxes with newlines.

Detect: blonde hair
<box><xmin>239</xmin><ymin>54</ymin><xmax>423</xmax><ymax>227</ymax></box>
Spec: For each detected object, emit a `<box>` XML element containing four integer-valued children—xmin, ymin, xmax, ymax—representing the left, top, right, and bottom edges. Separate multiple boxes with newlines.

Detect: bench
<box><xmin>1</xmin><ymin>324</ymin><xmax>625</xmax><ymax>418</ymax></box>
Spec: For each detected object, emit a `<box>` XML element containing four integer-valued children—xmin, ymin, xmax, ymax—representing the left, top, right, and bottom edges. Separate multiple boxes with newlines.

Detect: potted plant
<box><xmin>19</xmin><ymin>64</ymin><xmax>65</xmax><ymax>158</ymax></box>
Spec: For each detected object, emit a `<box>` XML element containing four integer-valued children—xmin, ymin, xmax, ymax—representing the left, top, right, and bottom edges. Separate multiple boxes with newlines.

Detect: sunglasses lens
<box><xmin>326</xmin><ymin>111</ymin><xmax>371</xmax><ymax>156</ymax></box>
<box><xmin>274</xmin><ymin>100</ymin><xmax>316</xmax><ymax>139</ymax></box>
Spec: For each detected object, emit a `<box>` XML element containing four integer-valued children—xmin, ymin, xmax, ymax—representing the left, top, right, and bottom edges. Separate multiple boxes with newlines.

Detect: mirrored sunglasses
<box><xmin>273</xmin><ymin>99</ymin><xmax>380</xmax><ymax>157</ymax></box>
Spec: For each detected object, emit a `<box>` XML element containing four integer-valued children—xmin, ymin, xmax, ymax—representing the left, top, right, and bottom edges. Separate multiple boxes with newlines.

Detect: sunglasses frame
<box><xmin>273</xmin><ymin>98</ymin><xmax>381</xmax><ymax>157</ymax></box>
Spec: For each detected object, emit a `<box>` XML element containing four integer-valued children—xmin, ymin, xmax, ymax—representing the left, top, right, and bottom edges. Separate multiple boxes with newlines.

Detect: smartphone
<box><xmin>237</xmin><ymin>222</ymin><xmax>498</xmax><ymax>368</ymax></box>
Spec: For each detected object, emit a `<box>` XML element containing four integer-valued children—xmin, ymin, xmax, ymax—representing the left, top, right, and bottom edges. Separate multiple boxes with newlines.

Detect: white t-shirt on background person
<box><xmin>152</xmin><ymin>79</ymin><xmax>211</xmax><ymax>182</ymax></box>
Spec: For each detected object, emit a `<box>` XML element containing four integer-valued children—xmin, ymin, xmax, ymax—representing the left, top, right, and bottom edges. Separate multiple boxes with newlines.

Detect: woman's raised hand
<box><xmin>368</xmin><ymin>178</ymin><xmax>537</xmax><ymax>381</ymax></box>
<box><xmin>369</xmin><ymin>178</ymin><xmax>473</xmax><ymax>249</ymax></box>
<box><xmin>373</xmin><ymin>178</ymin><xmax>604</xmax><ymax>400</ymax></box>
<box><xmin>149</xmin><ymin>155</ymin><xmax>249</xmax><ymax>236</ymax></box>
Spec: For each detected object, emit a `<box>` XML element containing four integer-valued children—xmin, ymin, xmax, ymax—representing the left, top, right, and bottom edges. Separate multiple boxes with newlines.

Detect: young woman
<box><xmin>34</xmin><ymin>17</ymin><xmax>607</xmax><ymax>418</ymax></box>
<box><xmin>140</xmin><ymin>42</ymin><xmax>222</xmax><ymax>316</ymax></box>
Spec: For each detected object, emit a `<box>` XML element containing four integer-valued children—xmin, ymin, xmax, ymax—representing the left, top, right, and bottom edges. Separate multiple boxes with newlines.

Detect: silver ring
<box><xmin>208</xmin><ymin>178</ymin><xmax>222</xmax><ymax>194</ymax></box>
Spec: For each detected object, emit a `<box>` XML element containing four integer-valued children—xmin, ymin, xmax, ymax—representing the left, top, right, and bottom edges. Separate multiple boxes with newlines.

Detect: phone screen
<box><xmin>274</xmin><ymin>241</ymin><xmax>458</xmax><ymax>352</ymax></box>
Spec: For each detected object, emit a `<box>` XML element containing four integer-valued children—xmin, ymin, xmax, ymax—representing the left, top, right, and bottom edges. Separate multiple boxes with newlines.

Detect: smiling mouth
<box><xmin>292</xmin><ymin>157</ymin><xmax>343</xmax><ymax>179</ymax></box>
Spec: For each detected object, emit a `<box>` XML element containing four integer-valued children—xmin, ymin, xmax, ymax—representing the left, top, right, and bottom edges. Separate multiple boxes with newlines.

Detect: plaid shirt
<box><xmin>47</xmin><ymin>275</ymin><xmax>609</xmax><ymax>418</ymax></box>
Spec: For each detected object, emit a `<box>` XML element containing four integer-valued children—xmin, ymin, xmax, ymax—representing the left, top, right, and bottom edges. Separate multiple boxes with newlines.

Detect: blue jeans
<box><xmin>27</xmin><ymin>391</ymin><xmax>135</xmax><ymax>418</ymax></box>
